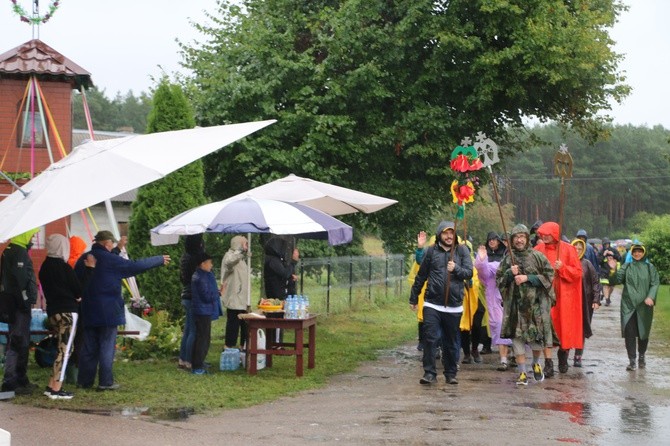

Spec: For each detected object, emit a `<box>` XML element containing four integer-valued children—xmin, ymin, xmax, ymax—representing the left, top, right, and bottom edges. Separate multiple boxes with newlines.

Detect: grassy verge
<box><xmin>652</xmin><ymin>284</ymin><xmax>670</xmax><ymax>344</ymax></box>
<box><xmin>13</xmin><ymin>296</ymin><xmax>415</xmax><ymax>415</ymax></box>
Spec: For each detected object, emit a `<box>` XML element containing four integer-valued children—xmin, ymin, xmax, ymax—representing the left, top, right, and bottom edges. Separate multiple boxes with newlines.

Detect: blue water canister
<box><xmin>220</xmin><ymin>348</ymin><xmax>240</xmax><ymax>371</ymax></box>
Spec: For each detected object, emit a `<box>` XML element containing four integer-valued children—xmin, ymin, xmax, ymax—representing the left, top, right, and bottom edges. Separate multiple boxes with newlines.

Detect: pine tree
<box><xmin>128</xmin><ymin>80</ymin><xmax>206</xmax><ymax>318</ymax></box>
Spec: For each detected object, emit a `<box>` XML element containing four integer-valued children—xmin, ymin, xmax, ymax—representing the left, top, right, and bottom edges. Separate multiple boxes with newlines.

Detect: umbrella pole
<box><xmin>104</xmin><ymin>199</ymin><xmax>121</xmax><ymax>241</ymax></box>
<box><xmin>247</xmin><ymin>233</ymin><xmax>252</xmax><ymax>309</ymax></box>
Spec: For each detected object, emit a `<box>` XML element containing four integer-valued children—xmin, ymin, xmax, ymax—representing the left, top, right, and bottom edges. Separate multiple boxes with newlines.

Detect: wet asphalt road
<box><xmin>1</xmin><ymin>287</ymin><xmax>669</xmax><ymax>445</ymax></box>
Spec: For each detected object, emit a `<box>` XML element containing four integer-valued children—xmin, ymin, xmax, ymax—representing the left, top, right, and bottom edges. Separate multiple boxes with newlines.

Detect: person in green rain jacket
<box><xmin>609</xmin><ymin>241</ymin><xmax>659</xmax><ymax>371</ymax></box>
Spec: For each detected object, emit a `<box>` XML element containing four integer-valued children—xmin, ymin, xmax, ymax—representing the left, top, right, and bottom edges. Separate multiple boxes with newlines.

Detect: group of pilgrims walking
<box><xmin>409</xmin><ymin>220</ymin><xmax>660</xmax><ymax>386</ymax></box>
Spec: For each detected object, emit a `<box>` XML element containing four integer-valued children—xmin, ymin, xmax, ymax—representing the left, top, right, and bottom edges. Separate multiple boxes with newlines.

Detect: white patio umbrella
<box><xmin>228</xmin><ymin>173</ymin><xmax>397</xmax><ymax>216</ymax></box>
<box><xmin>150</xmin><ymin>196</ymin><xmax>353</xmax><ymax>246</ymax></box>
<box><xmin>0</xmin><ymin>120</ymin><xmax>275</xmax><ymax>241</ymax></box>
<box><xmin>150</xmin><ymin>195</ymin><xmax>354</xmax><ymax>309</ymax></box>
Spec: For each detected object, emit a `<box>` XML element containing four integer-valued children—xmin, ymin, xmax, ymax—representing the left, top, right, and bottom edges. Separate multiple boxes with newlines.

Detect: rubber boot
<box><xmin>544</xmin><ymin>359</ymin><xmax>555</xmax><ymax>379</ymax></box>
<box><xmin>557</xmin><ymin>349</ymin><xmax>569</xmax><ymax>373</ymax></box>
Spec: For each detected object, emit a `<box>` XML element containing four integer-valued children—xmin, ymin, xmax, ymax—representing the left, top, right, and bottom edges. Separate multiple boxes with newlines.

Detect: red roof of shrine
<box><xmin>0</xmin><ymin>39</ymin><xmax>92</xmax><ymax>89</ymax></box>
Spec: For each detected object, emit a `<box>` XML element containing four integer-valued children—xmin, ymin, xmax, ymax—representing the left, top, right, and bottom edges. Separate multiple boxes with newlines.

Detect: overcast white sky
<box><xmin>1</xmin><ymin>0</ymin><xmax>667</xmax><ymax>128</ymax></box>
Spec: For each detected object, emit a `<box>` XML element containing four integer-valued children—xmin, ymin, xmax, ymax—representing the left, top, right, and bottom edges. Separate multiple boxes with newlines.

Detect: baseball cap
<box><xmin>94</xmin><ymin>230</ymin><xmax>117</xmax><ymax>243</ymax></box>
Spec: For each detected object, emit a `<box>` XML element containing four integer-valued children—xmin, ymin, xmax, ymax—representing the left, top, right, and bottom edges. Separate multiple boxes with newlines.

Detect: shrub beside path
<box><xmin>2</xmin><ymin>287</ymin><xmax>670</xmax><ymax>445</ymax></box>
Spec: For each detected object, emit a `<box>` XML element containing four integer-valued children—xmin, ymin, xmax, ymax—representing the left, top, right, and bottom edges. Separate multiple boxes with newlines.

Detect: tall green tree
<box><xmin>72</xmin><ymin>87</ymin><xmax>152</xmax><ymax>134</ymax></box>
<box><xmin>182</xmin><ymin>0</ymin><xmax>629</xmax><ymax>252</ymax></box>
<box><xmin>128</xmin><ymin>80</ymin><xmax>206</xmax><ymax>318</ymax></box>
<box><xmin>502</xmin><ymin>124</ymin><xmax>670</xmax><ymax>237</ymax></box>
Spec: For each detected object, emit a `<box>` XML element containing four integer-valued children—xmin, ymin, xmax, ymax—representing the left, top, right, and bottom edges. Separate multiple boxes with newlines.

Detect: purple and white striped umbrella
<box><xmin>151</xmin><ymin>196</ymin><xmax>352</xmax><ymax>246</ymax></box>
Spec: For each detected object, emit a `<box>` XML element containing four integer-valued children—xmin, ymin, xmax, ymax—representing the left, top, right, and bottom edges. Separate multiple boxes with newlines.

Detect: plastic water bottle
<box><xmin>285</xmin><ymin>295</ymin><xmax>294</xmax><ymax>319</ymax></box>
<box><xmin>298</xmin><ymin>295</ymin><xmax>306</xmax><ymax>319</ymax></box>
<box><xmin>303</xmin><ymin>296</ymin><xmax>310</xmax><ymax>318</ymax></box>
<box><xmin>290</xmin><ymin>295</ymin><xmax>297</xmax><ymax>319</ymax></box>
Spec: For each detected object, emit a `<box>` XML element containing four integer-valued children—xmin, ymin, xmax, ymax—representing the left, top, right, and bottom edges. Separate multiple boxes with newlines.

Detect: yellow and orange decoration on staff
<box><xmin>449</xmin><ymin>144</ymin><xmax>483</xmax><ymax>219</ymax></box>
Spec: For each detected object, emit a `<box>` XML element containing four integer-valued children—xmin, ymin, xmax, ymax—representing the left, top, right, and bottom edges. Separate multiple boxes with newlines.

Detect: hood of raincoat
<box><xmin>10</xmin><ymin>228</ymin><xmax>39</xmax><ymax>248</ymax></box>
<box><xmin>264</xmin><ymin>236</ymin><xmax>287</xmax><ymax>259</ymax></box>
<box><xmin>571</xmin><ymin>238</ymin><xmax>586</xmax><ymax>260</ymax></box>
<box><xmin>486</xmin><ymin>231</ymin><xmax>501</xmax><ymax>243</ymax></box>
<box><xmin>435</xmin><ymin>221</ymin><xmax>456</xmax><ymax>249</ymax></box>
<box><xmin>510</xmin><ymin>224</ymin><xmax>530</xmax><ymax>251</ymax></box>
<box><xmin>184</xmin><ymin>234</ymin><xmax>204</xmax><ymax>255</ymax></box>
<box><xmin>46</xmin><ymin>234</ymin><xmax>69</xmax><ymax>260</ymax></box>
<box><xmin>537</xmin><ymin>222</ymin><xmax>560</xmax><ymax>243</ymax></box>
<box><xmin>630</xmin><ymin>240</ymin><xmax>646</xmax><ymax>258</ymax></box>
<box><xmin>229</xmin><ymin>235</ymin><xmax>247</xmax><ymax>251</ymax></box>
<box><xmin>69</xmin><ymin>236</ymin><xmax>87</xmax><ymax>267</ymax></box>
<box><xmin>530</xmin><ymin>220</ymin><xmax>543</xmax><ymax>234</ymax></box>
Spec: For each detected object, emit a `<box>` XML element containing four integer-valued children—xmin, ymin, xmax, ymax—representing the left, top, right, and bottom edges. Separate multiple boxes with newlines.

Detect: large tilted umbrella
<box><xmin>150</xmin><ymin>196</ymin><xmax>353</xmax><ymax>246</ymax></box>
<box><xmin>229</xmin><ymin>173</ymin><xmax>397</xmax><ymax>216</ymax></box>
<box><xmin>0</xmin><ymin>120</ymin><xmax>275</xmax><ymax>241</ymax></box>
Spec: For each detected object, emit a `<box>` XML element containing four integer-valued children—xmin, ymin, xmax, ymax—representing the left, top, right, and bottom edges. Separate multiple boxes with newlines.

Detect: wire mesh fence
<box><xmin>295</xmin><ymin>254</ymin><xmax>407</xmax><ymax>315</ymax></box>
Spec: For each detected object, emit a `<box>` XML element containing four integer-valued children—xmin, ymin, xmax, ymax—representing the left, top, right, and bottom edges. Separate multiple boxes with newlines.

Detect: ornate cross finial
<box><xmin>473</xmin><ymin>132</ymin><xmax>500</xmax><ymax>168</ymax></box>
<box><xmin>460</xmin><ymin>136</ymin><xmax>472</xmax><ymax>146</ymax></box>
<box><xmin>554</xmin><ymin>144</ymin><xmax>573</xmax><ymax>178</ymax></box>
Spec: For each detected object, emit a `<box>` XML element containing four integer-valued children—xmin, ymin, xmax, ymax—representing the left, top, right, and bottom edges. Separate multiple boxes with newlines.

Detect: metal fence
<box><xmin>295</xmin><ymin>254</ymin><xmax>406</xmax><ymax>315</ymax></box>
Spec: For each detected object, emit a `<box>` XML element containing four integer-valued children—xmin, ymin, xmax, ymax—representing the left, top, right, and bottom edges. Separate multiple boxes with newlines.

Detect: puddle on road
<box><xmin>515</xmin><ymin>401</ymin><xmax>670</xmax><ymax>444</ymax></box>
<box><xmin>65</xmin><ymin>406</ymin><xmax>195</xmax><ymax>421</ymax></box>
<box><xmin>516</xmin><ymin>402</ymin><xmax>591</xmax><ymax>425</ymax></box>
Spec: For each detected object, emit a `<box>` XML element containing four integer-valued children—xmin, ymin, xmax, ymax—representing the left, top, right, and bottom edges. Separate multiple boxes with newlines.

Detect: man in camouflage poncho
<box><xmin>496</xmin><ymin>224</ymin><xmax>556</xmax><ymax>385</ymax></box>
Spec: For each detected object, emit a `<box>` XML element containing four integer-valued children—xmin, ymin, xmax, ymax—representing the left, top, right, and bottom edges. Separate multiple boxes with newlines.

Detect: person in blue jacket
<box><xmin>74</xmin><ymin>230</ymin><xmax>170</xmax><ymax>390</ymax></box>
<box><xmin>190</xmin><ymin>252</ymin><xmax>220</xmax><ymax>375</ymax></box>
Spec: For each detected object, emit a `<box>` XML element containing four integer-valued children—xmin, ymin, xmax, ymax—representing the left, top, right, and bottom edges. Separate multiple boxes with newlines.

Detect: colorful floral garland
<box><xmin>449</xmin><ymin>143</ymin><xmax>483</xmax><ymax>219</ymax></box>
<box><xmin>11</xmin><ymin>0</ymin><xmax>60</xmax><ymax>25</ymax></box>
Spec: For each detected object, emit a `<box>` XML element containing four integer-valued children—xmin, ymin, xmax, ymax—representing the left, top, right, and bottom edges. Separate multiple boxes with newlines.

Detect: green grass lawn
<box><xmin>13</xmin><ymin>296</ymin><xmax>416</xmax><ymax>416</ymax></box>
<box><xmin>653</xmin><ymin>284</ymin><xmax>670</xmax><ymax>341</ymax></box>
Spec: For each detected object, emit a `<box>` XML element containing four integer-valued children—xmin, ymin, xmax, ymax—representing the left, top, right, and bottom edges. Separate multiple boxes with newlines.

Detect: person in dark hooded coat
<box><xmin>263</xmin><ymin>237</ymin><xmax>299</xmax><ymax>300</ymax></box>
<box><xmin>530</xmin><ymin>220</ymin><xmax>543</xmax><ymax>247</ymax></box>
<box><xmin>178</xmin><ymin>234</ymin><xmax>205</xmax><ymax>369</ymax></box>
<box><xmin>570</xmin><ymin>238</ymin><xmax>602</xmax><ymax>367</ymax></box>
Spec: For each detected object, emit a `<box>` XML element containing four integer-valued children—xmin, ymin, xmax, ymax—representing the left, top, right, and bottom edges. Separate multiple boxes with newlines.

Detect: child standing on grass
<box><xmin>191</xmin><ymin>253</ymin><xmax>220</xmax><ymax>375</ymax></box>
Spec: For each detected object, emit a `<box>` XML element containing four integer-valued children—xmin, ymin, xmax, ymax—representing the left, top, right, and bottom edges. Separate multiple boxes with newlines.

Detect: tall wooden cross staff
<box><xmin>473</xmin><ymin>132</ymin><xmax>515</xmax><ymax>264</ymax></box>
<box><xmin>553</xmin><ymin>144</ymin><xmax>573</xmax><ymax>257</ymax></box>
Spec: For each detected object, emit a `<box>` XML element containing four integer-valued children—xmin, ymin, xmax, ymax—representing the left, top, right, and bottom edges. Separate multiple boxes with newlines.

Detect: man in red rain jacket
<box><xmin>534</xmin><ymin>222</ymin><xmax>583</xmax><ymax>376</ymax></box>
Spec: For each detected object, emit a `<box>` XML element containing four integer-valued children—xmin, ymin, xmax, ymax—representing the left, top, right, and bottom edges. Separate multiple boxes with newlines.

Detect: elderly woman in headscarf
<box><xmin>39</xmin><ymin>234</ymin><xmax>90</xmax><ymax>400</ymax></box>
<box><xmin>570</xmin><ymin>238</ymin><xmax>602</xmax><ymax>367</ymax></box>
<box><xmin>609</xmin><ymin>241</ymin><xmax>659</xmax><ymax>371</ymax></box>
<box><xmin>221</xmin><ymin>235</ymin><xmax>250</xmax><ymax>349</ymax></box>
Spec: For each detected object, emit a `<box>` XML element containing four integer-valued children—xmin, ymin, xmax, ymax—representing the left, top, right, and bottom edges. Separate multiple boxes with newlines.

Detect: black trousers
<box><xmin>192</xmin><ymin>315</ymin><xmax>212</xmax><ymax>370</ymax></box>
<box><xmin>462</xmin><ymin>303</ymin><xmax>486</xmax><ymax>353</ymax></box>
<box><xmin>225</xmin><ymin>309</ymin><xmax>247</xmax><ymax>348</ymax></box>
<box><xmin>624</xmin><ymin>312</ymin><xmax>648</xmax><ymax>360</ymax></box>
